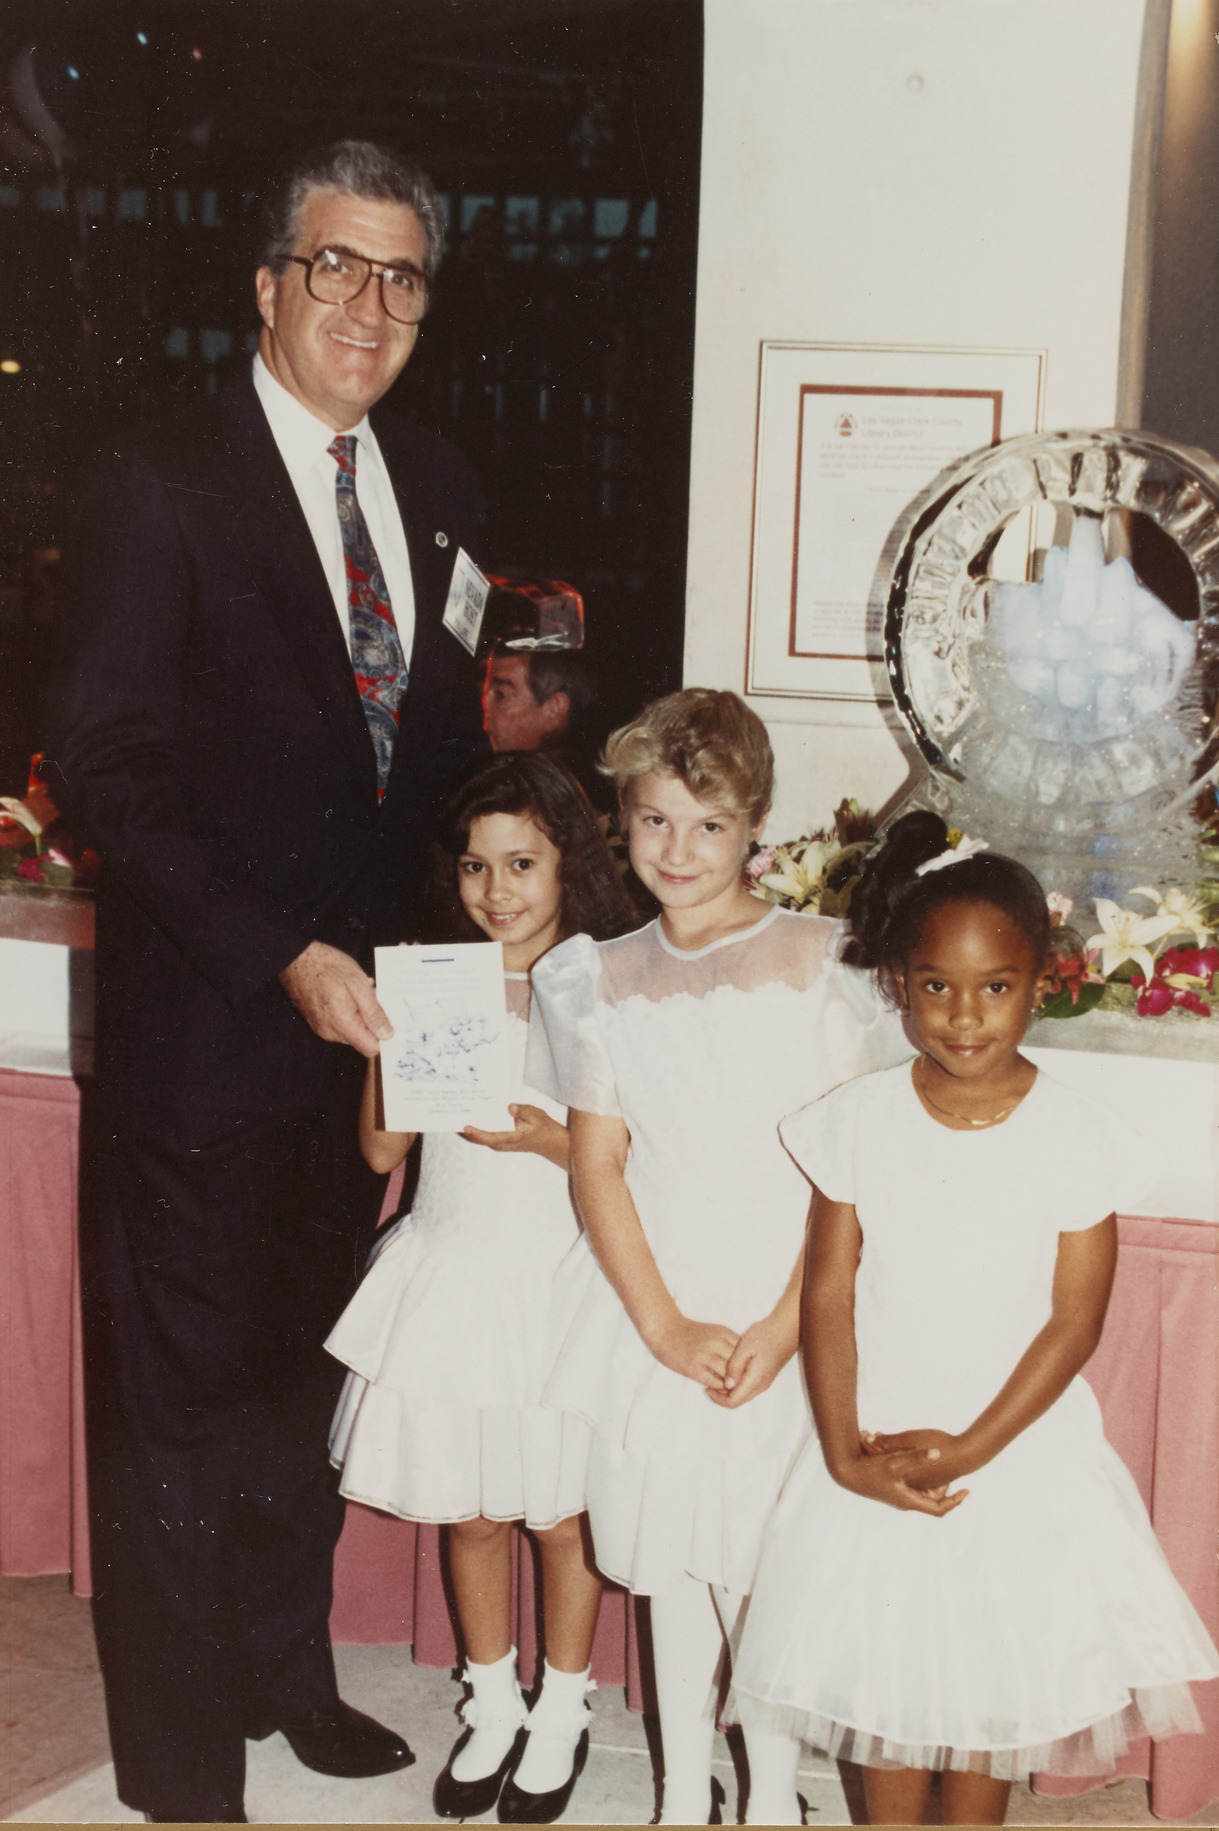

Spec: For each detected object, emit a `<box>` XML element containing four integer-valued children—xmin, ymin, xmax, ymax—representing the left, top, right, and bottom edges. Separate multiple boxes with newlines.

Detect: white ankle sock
<box><xmin>511</xmin><ymin>1659</ymin><xmax>593</xmax><ymax>1795</ymax></box>
<box><xmin>450</xmin><ymin>1646</ymin><xmax>526</xmax><ymax>1782</ymax></box>
<box><xmin>651</xmin><ymin>1577</ymin><xmax>727</xmax><ymax>1824</ymax></box>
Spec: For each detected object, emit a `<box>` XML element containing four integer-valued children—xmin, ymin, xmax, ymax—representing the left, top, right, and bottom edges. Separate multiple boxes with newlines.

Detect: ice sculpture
<box><xmin>884</xmin><ymin>429</ymin><xmax>1219</xmax><ymax>903</ymax></box>
<box><xmin>987</xmin><ymin>517</ymin><xmax>1194</xmax><ymax>739</ymax></box>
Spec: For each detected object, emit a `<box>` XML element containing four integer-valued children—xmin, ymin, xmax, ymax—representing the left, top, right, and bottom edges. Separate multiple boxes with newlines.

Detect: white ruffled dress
<box><xmin>526</xmin><ymin>907</ymin><xmax>910</xmax><ymax>1597</ymax></box>
<box><xmin>730</xmin><ymin>1061</ymin><xmax>1219</xmax><ymax>1778</ymax></box>
<box><xmin>327</xmin><ymin>974</ymin><xmax>592</xmax><ymax>1529</ymax></box>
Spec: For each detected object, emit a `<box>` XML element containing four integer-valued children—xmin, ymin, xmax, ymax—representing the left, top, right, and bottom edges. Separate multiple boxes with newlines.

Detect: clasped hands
<box><xmin>648</xmin><ymin>1311</ymin><xmax>794</xmax><ymax>1411</ymax></box>
<box><xmin>841</xmin><ymin>1426</ymin><xmax>973</xmax><ymax>1517</ymax></box>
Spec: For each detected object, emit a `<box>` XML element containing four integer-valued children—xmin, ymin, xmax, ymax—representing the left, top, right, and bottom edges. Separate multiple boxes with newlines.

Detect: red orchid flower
<box><xmin>1133</xmin><ymin>978</ymin><xmax>1174</xmax><ymax>1017</ymax></box>
<box><xmin>1160</xmin><ymin>945</ymin><xmax>1219</xmax><ymax>981</ymax></box>
<box><xmin>1046</xmin><ymin>946</ymin><xmax>1104</xmax><ymax>1006</ymax></box>
<box><xmin>1130</xmin><ymin>943</ymin><xmax>1217</xmax><ymax>1017</ymax></box>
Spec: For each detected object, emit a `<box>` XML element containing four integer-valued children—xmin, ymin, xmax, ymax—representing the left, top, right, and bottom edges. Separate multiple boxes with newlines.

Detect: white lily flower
<box><xmin>759</xmin><ymin>840</ymin><xmax>831</xmax><ymax>908</ymax></box>
<box><xmin>1128</xmin><ymin>885</ymin><xmax>1214</xmax><ymax>949</ymax></box>
<box><xmin>795</xmin><ymin>837</ymin><xmax>835</xmax><ymax>877</ymax></box>
<box><xmin>0</xmin><ymin>796</ymin><xmax>43</xmax><ymax>838</ymax></box>
<box><xmin>1085</xmin><ymin>898</ymin><xmax>1178</xmax><ymax>981</ymax></box>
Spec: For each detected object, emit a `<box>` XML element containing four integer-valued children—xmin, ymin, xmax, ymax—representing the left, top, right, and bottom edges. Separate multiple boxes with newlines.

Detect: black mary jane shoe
<box><xmin>433</xmin><ymin>1724</ymin><xmax>527</xmax><ymax>1821</ymax></box>
<box><xmin>497</xmin><ymin>1726</ymin><xmax>589</xmax><ymax>1824</ymax></box>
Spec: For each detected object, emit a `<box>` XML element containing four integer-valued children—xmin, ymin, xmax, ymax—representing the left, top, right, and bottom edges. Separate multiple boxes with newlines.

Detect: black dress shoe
<box><xmin>254</xmin><ymin>1701</ymin><xmax>415</xmax><ymax>1778</ymax></box>
<box><xmin>433</xmin><ymin>1724</ymin><xmax>526</xmax><ymax>1820</ymax></box>
<box><xmin>497</xmin><ymin>1727</ymin><xmax>589</xmax><ymax>1824</ymax></box>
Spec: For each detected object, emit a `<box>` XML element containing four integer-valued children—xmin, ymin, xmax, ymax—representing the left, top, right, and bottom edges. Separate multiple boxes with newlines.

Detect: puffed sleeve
<box><xmin>816</xmin><ymin>924</ymin><xmax>913</xmax><ymax>1090</ymax></box>
<box><xmin>526</xmin><ymin>932</ymin><xmax>623</xmax><ymax>1118</ymax></box>
<box><xmin>778</xmin><ymin>1077</ymin><xmax>863</xmax><ymax>1203</ymax></box>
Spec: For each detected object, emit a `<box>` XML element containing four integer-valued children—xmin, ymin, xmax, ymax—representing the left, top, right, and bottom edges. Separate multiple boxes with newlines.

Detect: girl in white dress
<box><xmin>731</xmin><ymin>811</ymin><xmax>1219</xmax><ymax>1826</ymax></box>
<box><xmin>527</xmin><ymin>690</ymin><xmax>909</xmax><ymax>1824</ymax></box>
<box><xmin>326</xmin><ymin>753</ymin><xmax>635</xmax><ymax>1826</ymax></box>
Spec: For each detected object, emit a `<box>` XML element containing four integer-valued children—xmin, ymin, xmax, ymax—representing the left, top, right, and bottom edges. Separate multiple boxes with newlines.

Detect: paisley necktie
<box><xmin>328</xmin><ymin>434</ymin><xmax>408</xmax><ymax>798</ymax></box>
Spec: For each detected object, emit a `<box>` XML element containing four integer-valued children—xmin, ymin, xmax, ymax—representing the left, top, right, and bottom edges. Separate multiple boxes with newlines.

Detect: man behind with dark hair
<box><xmin>481</xmin><ymin>647</ymin><xmax>596</xmax><ymax>753</ymax></box>
<box><xmin>48</xmin><ymin>140</ymin><xmax>485</xmax><ymax>1822</ymax></box>
<box><xmin>482</xmin><ymin>646</ymin><xmax>618</xmax><ymax>813</ymax></box>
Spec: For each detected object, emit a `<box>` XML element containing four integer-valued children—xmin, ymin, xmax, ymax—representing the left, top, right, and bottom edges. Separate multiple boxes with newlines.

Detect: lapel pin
<box><xmin>435</xmin><ymin>531</ymin><xmax>449</xmax><ymax>548</ymax></box>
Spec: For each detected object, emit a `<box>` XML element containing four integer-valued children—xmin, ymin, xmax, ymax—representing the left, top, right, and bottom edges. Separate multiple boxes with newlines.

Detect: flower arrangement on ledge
<box><xmin>746</xmin><ymin>799</ymin><xmax>877</xmax><ymax>918</ymax></box>
<box><xmin>0</xmin><ymin>755</ymin><xmax>98</xmax><ymax>892</ymax></box>
<box><xmin>1043</xmin><ymin>886</ymin><xmax>1217</xmax><ymax>1021</ymax></box>
<box><xmin>746</xmin><ymin>800</ymin><xmax>1219</xmax><ymax>1024</ymax></box>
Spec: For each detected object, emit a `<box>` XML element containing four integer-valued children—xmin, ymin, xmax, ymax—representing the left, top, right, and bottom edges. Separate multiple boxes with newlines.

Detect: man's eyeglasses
<box><xmin>284</xmin><ymin>247</ymin><xmax>431</xmax><ymax>325</ymax></box>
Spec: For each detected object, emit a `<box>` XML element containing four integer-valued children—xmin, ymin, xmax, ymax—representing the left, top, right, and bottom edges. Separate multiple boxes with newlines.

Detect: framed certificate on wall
<box><xmin>746</xmin><ymin>342</ymin><xmax>1046</xmax><ymax>700</ymax></box>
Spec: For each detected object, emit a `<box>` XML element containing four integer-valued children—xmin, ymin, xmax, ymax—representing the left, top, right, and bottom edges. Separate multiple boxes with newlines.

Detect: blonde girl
<box><xmin>527</xmin><ymin>689</ymin><xmax>908</xmax><ymax>1823</ymax></box>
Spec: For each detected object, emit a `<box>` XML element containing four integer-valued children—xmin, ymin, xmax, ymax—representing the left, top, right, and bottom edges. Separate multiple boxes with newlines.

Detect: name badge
<box><xmin>441</xmin><ymin>548</ymin><xmax>490</xmax><ymax>656</ymax></box>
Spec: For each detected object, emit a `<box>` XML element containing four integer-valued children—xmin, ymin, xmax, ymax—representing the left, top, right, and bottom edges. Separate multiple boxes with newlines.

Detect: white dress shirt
<box><xmin>252</xmin><ymin>353</ymin><xmax>416</xmax><ymax>661</ymax></box>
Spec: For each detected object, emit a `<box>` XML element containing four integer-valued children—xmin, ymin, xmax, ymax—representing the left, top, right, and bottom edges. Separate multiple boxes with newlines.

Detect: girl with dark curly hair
<box><xmin>326</xmin><ymin>753</ymin><xmax>635</xmax><ymax>1826</ymax></box>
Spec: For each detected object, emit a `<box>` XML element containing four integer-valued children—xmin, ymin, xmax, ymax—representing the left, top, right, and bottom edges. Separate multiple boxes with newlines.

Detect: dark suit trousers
<box><xmin>79</xmin><ymin>1054</ymin><xmax>385</xmax><ymax>1820</ymax></box>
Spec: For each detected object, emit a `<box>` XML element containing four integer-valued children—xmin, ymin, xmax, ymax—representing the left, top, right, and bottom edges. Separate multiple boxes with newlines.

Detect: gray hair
<box><xmin>258</xmin><ymin>140</ymin><xmax>447</xmax><ymax>279</ymax></box>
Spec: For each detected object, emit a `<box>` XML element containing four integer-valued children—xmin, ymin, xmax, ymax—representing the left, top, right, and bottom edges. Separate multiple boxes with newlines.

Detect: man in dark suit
<box><xmin>47</xmin><ymin>141</ymin><xmax>487</xmax><ymax>1823</ymax></box>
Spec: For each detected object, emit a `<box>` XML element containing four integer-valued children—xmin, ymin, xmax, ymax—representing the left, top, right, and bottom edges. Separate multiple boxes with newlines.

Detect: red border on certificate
<box><xmin>788</xmin><ymin>385</ymin><xmax>1003</xmax><ymax>662</ymax></box>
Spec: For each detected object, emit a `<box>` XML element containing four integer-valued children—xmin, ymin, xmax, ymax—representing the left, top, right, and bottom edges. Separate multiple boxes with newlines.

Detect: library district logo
<box><xmin>835</xmin><ymin>413</ymin><xmax>858</xmax><ymax>438</ymax></box>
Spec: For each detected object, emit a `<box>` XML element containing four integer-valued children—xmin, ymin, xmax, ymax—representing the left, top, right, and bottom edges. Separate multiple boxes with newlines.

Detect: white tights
<box><xmin>650</xmin><ymin>1573</ymin><xmax>802</xmax><ymax>1825</ymax></box>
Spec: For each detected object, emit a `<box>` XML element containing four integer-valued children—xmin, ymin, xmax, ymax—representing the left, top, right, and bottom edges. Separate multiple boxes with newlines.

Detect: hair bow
<box><xmin>915</xmin><ymin>834</ymin><xmax>989</xmax><ymax>877</ymax></box>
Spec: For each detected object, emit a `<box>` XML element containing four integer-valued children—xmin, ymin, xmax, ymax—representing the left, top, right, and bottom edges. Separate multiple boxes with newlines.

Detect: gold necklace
<box><xmin>915</xmin><ymin>1055</ymin><xmax>1026</xmax><ymax>1129</ymax></box>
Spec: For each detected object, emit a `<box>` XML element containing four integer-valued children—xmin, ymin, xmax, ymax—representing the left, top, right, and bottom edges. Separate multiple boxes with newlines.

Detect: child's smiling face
<box><xmin>457</xmin><ymin>810</ymin><xmax>563</xmax><ymax>972</ymax></box>
<box><xmin>895</xmin><ymin>899</ymin><xmax>1050</xmax><ymax>1086</ymax></box>
<box><xmin>624</xmin><ymin>772</ymin><xmax>764</xmax><ymax>915</ymax></box>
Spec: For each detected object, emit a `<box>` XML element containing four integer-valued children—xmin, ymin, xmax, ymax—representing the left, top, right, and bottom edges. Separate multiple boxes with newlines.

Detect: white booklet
<box><xmin>374</xmin><ymin>942</ymin><xmax>511</xmax><ymax>1132</ymax></box>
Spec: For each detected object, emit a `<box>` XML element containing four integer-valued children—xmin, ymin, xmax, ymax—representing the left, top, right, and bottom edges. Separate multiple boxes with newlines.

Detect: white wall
<box><xmin>684</xmin><ymin>0</ymin><xmax>1152</xmax><ymax>838</ymax></box>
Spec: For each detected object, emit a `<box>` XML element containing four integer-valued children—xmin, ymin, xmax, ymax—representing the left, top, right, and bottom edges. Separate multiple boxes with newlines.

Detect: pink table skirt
<box><xmin>1032</xmin><ymin>1216</ymin><xmax>1219</xmax><ymax>1821</ymax></box>
<box><xmin>2</xmin><ymin>1069</ymin><xmax>1215</xmax><ymax>1812</ymax></box>
<box><xmin>0</xmin><ymin>1069</ymin><xmax>91</xmax><ymax>1589</ymax></box>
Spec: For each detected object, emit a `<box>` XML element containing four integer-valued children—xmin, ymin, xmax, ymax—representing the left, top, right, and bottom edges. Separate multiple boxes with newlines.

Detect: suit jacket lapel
<box><xmin>373</xmin><ymin>411</ymin><xmax>458</xmax><ymax>661</ymax></box>
<box><xmin>217</xmin><ymin>379</ymin><xmax>377</xmax><ymax>787</ymax></box>
<box><xmin>374</xmin><ymin>412</ymin><xmax>466</xmax><ymax>795</ymax></box>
